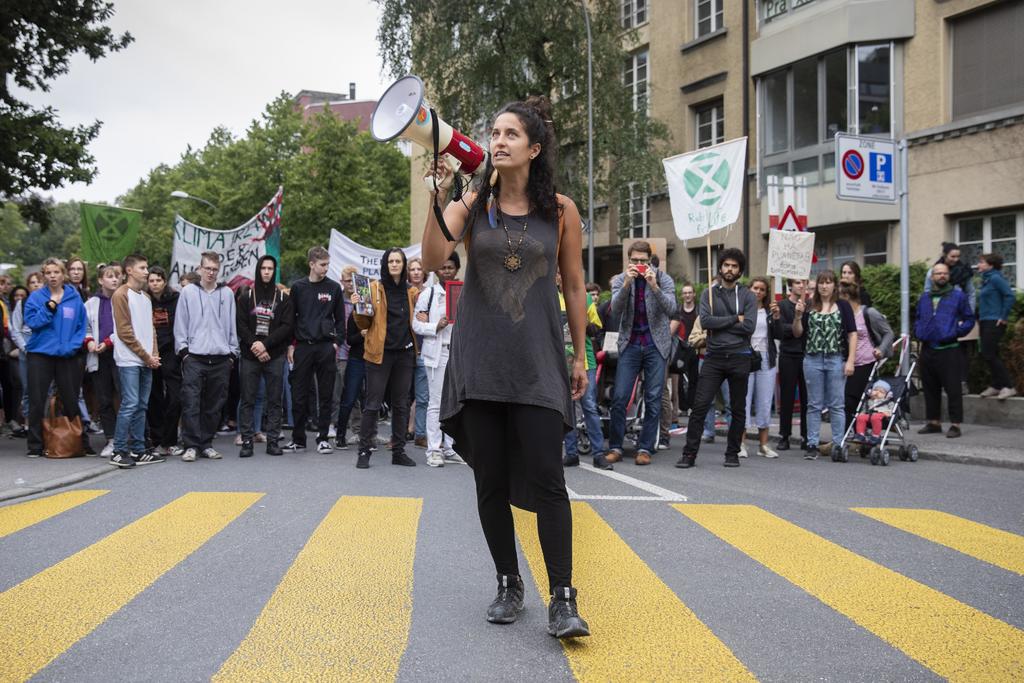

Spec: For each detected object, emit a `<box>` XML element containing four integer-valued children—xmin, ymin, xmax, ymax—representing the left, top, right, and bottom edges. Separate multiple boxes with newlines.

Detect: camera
<box><xmin>635</xmin><ymin>264</ymin><xmax>648</xmax><ymax>276</ymax></box>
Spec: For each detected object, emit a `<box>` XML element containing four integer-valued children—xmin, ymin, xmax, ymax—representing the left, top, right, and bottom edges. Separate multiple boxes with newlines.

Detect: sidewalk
<box><xmin>0</xmin><ymin>438</ymin><xmax>115</xmax><ymax>503</ymax></box>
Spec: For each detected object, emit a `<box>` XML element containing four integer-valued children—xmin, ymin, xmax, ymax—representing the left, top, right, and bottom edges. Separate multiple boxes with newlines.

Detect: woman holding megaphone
<box><xmin>420</xmin><ymin>96</ymin><xmax>591</xmax><ymax>639</ymax></box>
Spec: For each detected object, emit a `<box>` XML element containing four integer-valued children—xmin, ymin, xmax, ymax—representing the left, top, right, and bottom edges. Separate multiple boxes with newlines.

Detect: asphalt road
<box><xmin>1</xmin><ymin>435</ymin><xmax>1022</xmax><ymax>682</ymax></box>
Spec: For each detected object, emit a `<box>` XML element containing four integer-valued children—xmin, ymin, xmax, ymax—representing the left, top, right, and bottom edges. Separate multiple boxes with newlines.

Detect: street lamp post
<box><xmin>170</xmin><ymin>190</ymin><xmax>217</xmax><ymax>211</ymax></box>
<box><xmin>582</xmin><ymin>2</ymin><xmax>595</xmax><ymax>284</ymax></box>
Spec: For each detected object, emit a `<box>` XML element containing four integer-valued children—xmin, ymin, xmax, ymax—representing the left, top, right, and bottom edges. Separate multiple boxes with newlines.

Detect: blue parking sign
<box><xmin>869</xmin><ymin>152</ymin><xmax>892</xmax><ymax>183</ymax></box>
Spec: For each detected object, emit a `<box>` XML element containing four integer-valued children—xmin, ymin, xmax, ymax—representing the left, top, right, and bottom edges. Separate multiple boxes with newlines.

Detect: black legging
<box><xmin>845</xmin><ymin>363</ymin><xmax>875</xmax><ymax>429</ymax></box>
<box><xmin>979</xmin><ymin>321</ymin><xmax>1013</xmax><ymax>389</ymax></box>
<box><xmin>459</xmin><ymin>400</ymin><xmax>572</xmax><ymax>593</ymax></box>
<box><xmin>358</xmin><ymin>348</ymin><xmax>415</xmax><ymax>451</ymax></box>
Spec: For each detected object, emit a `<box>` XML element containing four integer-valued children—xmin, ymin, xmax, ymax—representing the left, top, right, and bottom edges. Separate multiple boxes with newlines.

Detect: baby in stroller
<box><xmin>853</xmin><ymin>380</ymin><xmax>895</xmax><ymax>445</ymax></box>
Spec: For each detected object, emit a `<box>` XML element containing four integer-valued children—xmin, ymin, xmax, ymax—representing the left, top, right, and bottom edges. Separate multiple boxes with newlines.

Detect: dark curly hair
<box><xmin>469</xmin><ymin>96</ymin><xmax>560</xmax><ymax>226</ymax></box>
<box><xmin>719</xmin><ymin>247</ymin><xmax>746</xmax><ymax>275</ymax></box>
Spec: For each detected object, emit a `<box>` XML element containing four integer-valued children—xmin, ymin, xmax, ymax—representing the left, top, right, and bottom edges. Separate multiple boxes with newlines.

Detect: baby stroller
<box><xmin>838</xmin><ymin>337</ymin><xmax>920</xmax><ymax>466</ymax></box>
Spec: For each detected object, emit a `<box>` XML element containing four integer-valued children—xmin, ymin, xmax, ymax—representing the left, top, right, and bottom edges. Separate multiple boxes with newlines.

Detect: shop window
<box><xmin>957</xmin><ymin>212</ymin><xmax>1022</xmax><ymax>288</ymax></box>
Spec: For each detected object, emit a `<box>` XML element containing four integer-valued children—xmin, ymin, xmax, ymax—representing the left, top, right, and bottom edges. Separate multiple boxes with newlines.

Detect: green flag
<box><xmin>80</xmin><ymin>204</ymin><xmax>142</xmax><ymax>264</ymax></box>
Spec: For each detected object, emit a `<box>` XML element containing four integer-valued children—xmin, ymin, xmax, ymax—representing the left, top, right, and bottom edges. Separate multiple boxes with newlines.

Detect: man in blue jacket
<box><xmin>23</xmin><ymin>258</ymin><xmax>88</xmax><ymax>457</ymax></box>
<box><xmin>915</xmin><ymin>263</ymin><xmax>975</xmax><ymax>438</ymax></box>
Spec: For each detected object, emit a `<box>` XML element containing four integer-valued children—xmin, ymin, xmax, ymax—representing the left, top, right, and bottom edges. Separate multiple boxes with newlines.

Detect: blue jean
<box><xmin>609</xmin><ymin>342</ymin><xmax>666</xmax><ymax>454</ymax></box>
<box><xmin>336</xmin><ymin>357</ymin><xmax>366</xmax><ymax>442</ymax></box>
<box><xmin>114</xmin><ymin>365</ymin><xmax>152</xmax><ymax>453</ymax></box>
<box><xmin>803</xmin><ymin>353</ymin><xmax>846</xmax><ymax>447</ymax></box>
<box><xmin>413</xmin><ymin>357</ymin><xmax>428</xmax><ymax>438</ymax></box>
<box><xmin>746</xmin><ymin>365</ymin><xmax>778</xmax><ymax>430</ymax></box>
<box><xmin>564</xmin><ymin>367</ymin><xmax>604</xmax><ymax>458</ymax></box>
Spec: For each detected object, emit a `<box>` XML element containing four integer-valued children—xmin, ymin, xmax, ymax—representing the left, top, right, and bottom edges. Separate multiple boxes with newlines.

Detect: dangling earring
<box><xmin>489</xmin><ymin>168</ymin><xmax>499</xmax><ymax>187</ymax></box>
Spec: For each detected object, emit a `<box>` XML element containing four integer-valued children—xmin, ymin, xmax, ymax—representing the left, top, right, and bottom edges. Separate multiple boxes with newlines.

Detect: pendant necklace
<box><xmin>498</xmin><ymin>203</ymin><xmax>528</xmax><ymax>272</ymax></box>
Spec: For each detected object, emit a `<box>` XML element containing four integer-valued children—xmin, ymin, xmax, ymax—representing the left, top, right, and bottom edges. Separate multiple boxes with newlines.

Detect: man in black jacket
<box><xmin>236</xmin><ymin>255</ymin><xmax>293</xmax><ymax>457</ymax></box>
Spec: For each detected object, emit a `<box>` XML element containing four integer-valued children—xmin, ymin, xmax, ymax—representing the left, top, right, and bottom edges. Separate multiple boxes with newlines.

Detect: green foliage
<box><xmin>0</xmin><ymin>1</ymin><xmax>133</xmax><ymax>202</ymax></box>
<box><xmin>0</xmin><ymin>198</ymin><xmax>82</xmax><ymax>267</ymax></box>
<box><xmin>374</xmin><ymin>0</ymin><xmax>671</xmax><ymax>211</ymax></box>
<box><xmin>859</xmin><ymin>262</ymin><xmax>930</xmax><ymax>333</ymax></box>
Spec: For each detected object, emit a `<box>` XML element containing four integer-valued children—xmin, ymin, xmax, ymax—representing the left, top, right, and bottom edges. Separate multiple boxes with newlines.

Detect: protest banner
<box><xmin>767</xmin><ymin>229</ymin><xmax>816</xmax><ymax>280</ymax></box>
<box><xmin>170</xmin><ymin>187</ymin><xmax>282</xmax><ymax>291</ymax></box>
<box><xmin>328</xmin><ymin>229</ymin><xmax>422</xmax><ymax>281</ymax></box>
<box><xmin>80</xmin><ymin>204</ymin><xmax>142</xmax><ymax>265</ymax></box>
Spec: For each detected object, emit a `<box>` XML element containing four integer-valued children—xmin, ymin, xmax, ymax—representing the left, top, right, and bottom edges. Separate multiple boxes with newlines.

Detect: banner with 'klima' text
<box><xmin>170</xmin><ymin>187</ymin><xmax>282</xmax><ymax>291</ymax></box>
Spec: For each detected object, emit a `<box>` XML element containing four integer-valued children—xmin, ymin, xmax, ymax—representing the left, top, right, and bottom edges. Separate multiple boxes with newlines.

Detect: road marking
<box><xmin>0</xmin><ymin>491</ymin><xmax>262</xmax><ymax>682</ymax></box>
<box><xmin>577</xmin><ymin>462</ymin><xmax>687</xmax><ymax>501</ymax></box>
<box><xmin>0</xmin><ymin>490</ymin><xmax>108</xmax><ymax>539</ymax></box>
<box><xmin>852</xmin><ymin>507</ymin><xmax>1024</xmax><ymax>576</ymax></box>
<box><xmin>215</xmin><ymin>496</ymin><xmax>422</xmax><ymax>683</ymax></box>
<box><xmin>676</xmin><ymin>504</ymin><xmax>1024</xmax><ymax>682</ymax></box>
<box><xmin>565</xmin><ymin>486</ymin><xmax>672</xmax><ymax>502</ymax></box>
<box><xmin>514</xmin><ymin>502</ymin><xmax>754</xmax><ymax>682</ymax></box>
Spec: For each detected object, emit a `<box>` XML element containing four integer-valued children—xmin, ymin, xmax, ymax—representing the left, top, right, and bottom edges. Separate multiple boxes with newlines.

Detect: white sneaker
<box><xmin>282</xmin><ymin>441</ymin><xmax>307</xmax><ymax>452</ymax></box>
<box><xmin>169</xmin><ymin>445</ymin><xmax>186</xmax><ymax>457</ymax></box>
<box><xmin>202</xmin><ymin>447</ymin><xmax>223</xmax><ymax>459</ymax></box>
<box><xmin>738</xmin><ymin>445</ymin><xmax>749</xmax><ymax>458</ymax></box>
<box><xmin>182</xmin><ymin>448</ymin><xmax>197</xmax><ymax>462</ymax></box>
<box><xmin>759</xmin><ymin>444</ymin><xmax>779</xmax><ymax>459</ymax></box>
<box><xmin>426</xmin><ymin>450</ymin><xmax>445</xmax><ymax>467</ymax></box>
<box><xmin>442</xmin><ymin>449</ymin><xmax>465</xmax><ymax>464</ymax></box>
<box><xmin>317</xmin><ymin>440</ymin><xmax>333</xmax><ymax>454</ymax></box>
<box><xmin>101</xmin><ymin>439</ymin><xmax>115</xmax><ymax>457</ymax></box>
<box><xmin>997</xmin><ymin>387</ymin><xmax>1018</xmax><ymax>400</ymax></box>
<box><xmin>233</xmin><ymin>434</ymin><xmax>244</xmax><ymax>446</ymax></box>
<box><xmin>979</xmin><ymin>386</ymin><xmax>1000</xmax><ymax>398</ymax></box>
<box><xmin>328</xmin><ymin>424</ymin><xmax>337</xmax><ymax>438</ymax></box>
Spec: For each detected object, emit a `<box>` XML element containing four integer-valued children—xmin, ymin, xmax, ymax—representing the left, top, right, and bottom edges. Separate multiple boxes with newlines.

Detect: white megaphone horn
<box><xmin>371</xmin><ymin>75</ymin><xmax>487</xmax><ymax>191</ymax></box>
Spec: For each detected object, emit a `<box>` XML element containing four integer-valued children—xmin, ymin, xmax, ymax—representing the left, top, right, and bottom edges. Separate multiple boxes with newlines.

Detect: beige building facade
<box><xmin>409</xmin><ymin>0</ymin><xmax>1024</xmax><ymax>290</ymax></box>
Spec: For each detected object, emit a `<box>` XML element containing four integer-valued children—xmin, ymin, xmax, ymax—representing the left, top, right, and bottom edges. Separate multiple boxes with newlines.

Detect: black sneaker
<box><xmin>26</xmin><ymin>449</ymin><xmax>42</xmax><ymax>458</ymax></box>
<box><xmin>486</xmin><ymin>574</ymin><xmax>525</xmax><ymax>624</ymax></box>
<box><xmin>548</xmin><ymin>587</ymin><xmax>590</xmax><ymax>638</ymax></box>
<box><xmin>392</xmin><ymin>451</ymin><xmax>417</xmax><ymax>467</ymax></box>
<box><xmin>240</xmin><ymin>440</ymin><xmax>254</xmax><ymax>458</ymax></box>
<box><xmin>562</xmin><ymin>453</ymin><xmax>580</xmax><ymax>467</ymax></box>
<box><xmin>132</xmin><ymin>451</ymin><xmax>166</xmax><ymax>465</ymax></box>
<box><xmin>266</xmin><ymin>440</ymin><xmax>283</xmax><ymax>456</ymax></box>
<box><xmin>110</xmin><ymin>452</ymin><xmax>136</xmax><ymax>468</ymax></box>
<box><xmin>723</xmin><ymin>454</ymin><xmax>740</xmax><ymax>468</ymax></box>
<box><xmin>917</xmin><ymin>423</ymin><xmax>942</xmax><ymax>435</ymax></box>
<box><xmin>946</xmin><ymin>425</ymin><xmax>962</xmax><ymax>439</ymax></box>
<box><xmin>356</xmin><ymin>448</ymin><xmax>371</xmax><ymax>469</ymax></box>
<box><xmin>804</xmin><ymin>447</ymin><xmax>820</xmax><ymax>461</ymax></box>
<box><xmin>675</xmin><ymin>454</ymin><xmax>696</xmax><ymax>469</ymax></box>
<box><xmin>83</xmin><ymin>441</ymin><xmax>97</xmax><ymax>456</ymax></box>
<box><xmin>592</xmin><ymin>454</ymin><xmax>614</xmax><ymax>470</ymax></box>
<box><xmin>776</xmin><ymin>437</ymin><xmax>791</xmax><ymax>451</ymax></box>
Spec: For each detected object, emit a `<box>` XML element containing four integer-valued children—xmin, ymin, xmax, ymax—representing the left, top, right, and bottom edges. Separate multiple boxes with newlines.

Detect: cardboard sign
<box><xmin>767</xmin><ymin>230</ymin><xmax>816</xmax><ymax>280</ymax></box>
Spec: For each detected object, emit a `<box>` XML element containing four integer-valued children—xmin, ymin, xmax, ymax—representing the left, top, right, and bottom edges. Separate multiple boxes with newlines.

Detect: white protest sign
<box><xmin>663</xmin><ymin>137</ymin><xmax>747</xmax><ymax>240</ymax></box>
<box><xmin>328</xmin><ymin>229</ymin><xmax>422</xmax><ymax>281</ymax></box>
<box><xmin>767</xmin><ymin>229</ymin><xmax>816</xmax><ymax>280</ymax></box>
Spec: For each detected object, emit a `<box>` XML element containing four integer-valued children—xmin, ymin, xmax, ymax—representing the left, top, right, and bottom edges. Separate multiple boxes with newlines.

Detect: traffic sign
<box><xmin>835</xmin><ymin>133</ymin><xmax>896</xmax><ymax>203</ymax></box>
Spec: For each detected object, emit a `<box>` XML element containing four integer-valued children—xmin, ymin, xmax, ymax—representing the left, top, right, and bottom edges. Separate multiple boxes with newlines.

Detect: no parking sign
<box><xmin>835</xmin><ymin>133</ymin><xmax>896</xmax><ymax>203</ymax></box>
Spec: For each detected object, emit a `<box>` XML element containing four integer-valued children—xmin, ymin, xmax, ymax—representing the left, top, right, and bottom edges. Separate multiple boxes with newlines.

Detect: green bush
<box><xmin>860</xmin><ymin>262</ymin><xmax>930</xmax><ymax>333</ymax></box>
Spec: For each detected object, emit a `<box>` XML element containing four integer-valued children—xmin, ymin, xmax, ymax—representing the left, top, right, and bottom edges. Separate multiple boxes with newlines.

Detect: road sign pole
<box><xmin>899</xmin><ymin>138</ymin><xmax>910</xmax><ymax>374</ymax></box>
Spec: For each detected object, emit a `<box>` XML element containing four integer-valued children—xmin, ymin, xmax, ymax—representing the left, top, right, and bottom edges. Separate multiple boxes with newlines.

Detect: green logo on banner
<box><xmin>80</xmin><ymin>204</ymin><xmax>142</xmax><ymax>264</ymax></box>
<box><xmin>683</xmin><ymin>152</ymin><xmax>731</xmax><ymax>207</ymax></box>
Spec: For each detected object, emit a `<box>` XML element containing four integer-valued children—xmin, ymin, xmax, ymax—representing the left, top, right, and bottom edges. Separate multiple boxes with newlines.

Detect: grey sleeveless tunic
<box><xmin>440</xmin><ymin>206</ymin><xmax>573</xmax><ymax>478</ymax></box>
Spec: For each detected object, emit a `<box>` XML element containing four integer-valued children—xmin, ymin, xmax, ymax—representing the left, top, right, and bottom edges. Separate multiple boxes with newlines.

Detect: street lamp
<box><xmin>170</xmin><ymin>190</ymin><xmax>217</xmax><ymax>210</ymax></box>
<box><xmin>581</xmin><ymin>2</ymin><xmax>595</xmax><ymax>284</ymax></box>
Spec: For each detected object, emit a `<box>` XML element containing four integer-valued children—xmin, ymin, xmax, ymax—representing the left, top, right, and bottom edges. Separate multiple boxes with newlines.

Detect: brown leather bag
<box><xmin>43</xmin><ymin>397</ymin><xmax>83</xmax><ymax>458</ymax></box>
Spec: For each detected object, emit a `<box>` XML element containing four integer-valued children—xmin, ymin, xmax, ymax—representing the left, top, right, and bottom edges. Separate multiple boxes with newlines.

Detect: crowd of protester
<box><xmin>0</xmin><ymin>238</ymin><xmax>1015</xmax><ymax>468</ymax></box>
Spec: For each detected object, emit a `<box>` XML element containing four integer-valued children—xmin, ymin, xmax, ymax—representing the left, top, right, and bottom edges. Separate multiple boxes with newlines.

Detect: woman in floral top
<box><xmin>792</xmin><ymin>270</ymin><xmax>857</xmax><ymax>460</ymax></box>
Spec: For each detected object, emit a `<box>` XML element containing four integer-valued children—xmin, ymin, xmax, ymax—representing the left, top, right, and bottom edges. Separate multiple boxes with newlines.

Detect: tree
<box><xmin>374</xmin><ymin>0</ymin><xmax>670</xmax><ymax>214</ymax></box>
<box><xmin>0</xmin><ymin>0</ymin><xmax>133</xmax><ymax>205</ymax></box>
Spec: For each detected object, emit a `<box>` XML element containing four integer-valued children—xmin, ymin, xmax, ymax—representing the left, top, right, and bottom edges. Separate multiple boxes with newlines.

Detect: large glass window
<box><xmin>957</xmin><ymin>212</ymin><xmax>1023</xmax><ymax>289</ymax></box>
<box><xmin>863</xmin><ymin>231</ymin><xmax>888</xmax><ymax>266</ymax></box>
<box><xmin>694</xmin><ymin>246</ymin><xmax>720</xmax><ymax>285</ymax></box>
<box><xmin>696</xmin><ymin>0</ymin><xmax>723</xmax><ymax>37</ymax></box>
<box><xmin>624</xmin><ymin>51</ymin><xmax>649</xmax><ymax>113</ymax></box>
<box><xmin>951</xmin><ymin>1</ymin><xmax>1024</xmax><ymax>119</ymax></box>
<box><xmin>695</xmin><ymin>99</ymin><xmax>724</xmax><ymax>148</ymax></box>
<box><xmin>857</xmin><ymin>44</ymin><xmax>891</xmax><ymax>135</ymax></box>
<box><xmin>622</xmin><ymin>0</ymin><xmax>648</xmax><ymax>29</ymax></box>
<box><xmin>793</xmin><ymin>57</ymin><xmax>819</xmax><ymax>149</ymax></box>
<box><xmin>824</xmin><ymin>49</ymin><xmax>847</xmax><ymax>141</ymax></box>
<box><xmin>764</xmin><ymin>70</ymin><xmax>788</xmax><ymax>154</ymax></box>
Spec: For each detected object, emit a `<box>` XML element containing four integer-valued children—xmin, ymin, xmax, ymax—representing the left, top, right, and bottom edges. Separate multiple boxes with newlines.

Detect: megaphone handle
<box><xmin>431</xmin><ymin>107</ymin><xmax>457</xmax><ymax>243</ymax></box>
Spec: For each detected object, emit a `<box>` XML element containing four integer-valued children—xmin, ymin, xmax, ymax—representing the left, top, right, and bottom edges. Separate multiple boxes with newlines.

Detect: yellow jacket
<box><xmin>353</xmin><ymin>279</ymin><xmax>420</xmax><ymax>365</ymax></box>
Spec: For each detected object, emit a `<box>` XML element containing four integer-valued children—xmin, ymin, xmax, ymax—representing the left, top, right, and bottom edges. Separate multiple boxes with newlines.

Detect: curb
<box><xmin>0</xmin><ymin>464</ymin><xmax>116</xmax><ymax>504</ymax></box>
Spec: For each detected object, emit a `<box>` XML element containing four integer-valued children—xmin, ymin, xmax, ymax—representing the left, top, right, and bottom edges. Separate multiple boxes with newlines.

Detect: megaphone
<box><xmin>371</xmin><ymin>75</ymin><xmax>487</xmax><ymax>188</ymax></box>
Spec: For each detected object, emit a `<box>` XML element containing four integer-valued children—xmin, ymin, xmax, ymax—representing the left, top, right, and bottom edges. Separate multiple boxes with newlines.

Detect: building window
<box><xmin>951</xmin><ymin>1</ymin><xmax>1024</xmax><ymax>120</ymax></box>
<box><xmin>862</xmin><ymin>230</ymin><xmax>888</xmax><ymax>266</ymax></box>
<box><xmin>761</xmin><ymin>0</ymin><xmax>817</xmax><ymax>23</ymax></box>
<box><xmin>695</xmin><ymin>99</ymin><xmax>724</xmax><ymax>148</ymax></box>
<box><xmin>958</xmin><ymin>212</ymin><xmax>1023</xmax><ymax>288</ymax></box>
<box><xmin>696</xmin><ymin>0</ymin><xmax>723</xmax><ymax>37</ymax></box>
<box><xmin>809</xmin><ymin>230</ymin><xmax>889</xmax><ymax>275</ymax></box>
<box><xmin>624</xmin><ymin>50</ymin><xmax>649</xmax><ymax>113</ymax></box>
<box><xmin>694</xmin><ymin>246</ymin><xmax>720</xmax><ymax>285</ymax></box>
<box><xmin>620</xmin><ymin>183</ymin><xmax>649</xmax><ymax>239</ymax></box>
<box><xmin>759</xmin><ymin>43</ymin><xmax>895</xmax><ymax>188</ymax></box>
<box><xmin>622</xmin><ymin>0</ymin><xmax>648</xmax><ymax>29</ymax></box>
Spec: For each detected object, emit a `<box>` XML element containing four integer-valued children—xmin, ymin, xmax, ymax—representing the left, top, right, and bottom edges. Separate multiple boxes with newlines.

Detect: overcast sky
<box><xmin>18</xmin><ymin>0</ymin><xmax>393</xmax><ymax>205</ymax></box>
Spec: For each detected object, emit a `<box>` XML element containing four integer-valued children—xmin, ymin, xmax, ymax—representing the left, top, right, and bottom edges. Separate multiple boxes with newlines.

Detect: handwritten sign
<box><xmin>767</xmin><ymin>230</ymin><xmax>816</xmax><ymax>280</ymax></box>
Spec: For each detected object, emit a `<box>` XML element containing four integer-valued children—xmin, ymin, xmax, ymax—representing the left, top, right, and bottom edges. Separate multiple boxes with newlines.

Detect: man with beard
<box><xmin>676</xmin><ymin>248</ymin><xmax>757</xmax><ymax>469</ymax></box>
<box><xmin>236</xmin><ymin>255</ymin><xmax>293</xmax><ymax>456</ymax></box>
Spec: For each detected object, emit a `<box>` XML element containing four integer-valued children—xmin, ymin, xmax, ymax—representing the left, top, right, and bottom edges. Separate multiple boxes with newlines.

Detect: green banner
<box><xmin>80</xmin><ymin>203</ymin><xmax>142</xmax><ymax>265</ymax></box>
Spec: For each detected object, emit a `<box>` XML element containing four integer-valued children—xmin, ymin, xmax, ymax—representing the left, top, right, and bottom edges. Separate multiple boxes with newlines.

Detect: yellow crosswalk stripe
<box><xmin>0</xmin><ymin>491</ymin><xmax>262</xmax><ymax>682</ymax></box>
<box><xmin>852</xmin><ymin>507</ymin><xmax>1024</xmax><ymax>576</ymax></box>
<box><xmin>675</xmin><ymin>504</ymin><xmax>1024</xmax><ymax>682</ymax></box>
<box><xmin>215</xmin><ymin>496</ymin><xmax>422</xmax><ymax>683</ymax></box>
<box><xmin>0</xmin><ymin>490</ymin><xmax>108</xmax><ymax>539</ymax></box>
<box><xmin>514</xmin><ymin>502</ymin><xmax>755</xmax><ymax>682</ymax></box>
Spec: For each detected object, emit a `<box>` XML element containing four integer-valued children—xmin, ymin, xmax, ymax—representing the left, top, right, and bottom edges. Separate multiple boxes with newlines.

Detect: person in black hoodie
<box><xmin>146</xmin><ymin>266</ymin><xmax>182</xmax><ymax>454</ymax></box>
<box><xmin>237</xmin><ymin>255</ymin><xmax>293</xmax><ymax>457</ymax></box>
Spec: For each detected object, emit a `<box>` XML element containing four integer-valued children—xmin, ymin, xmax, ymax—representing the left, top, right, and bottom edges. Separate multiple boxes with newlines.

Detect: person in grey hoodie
<box><xmin>174</xmin><ymin>251</ymin><xmax>239</xmax><ymax>462</ymax></box>
<box><xmin>676</xmin><ymin>248</ymin><xmax>757</xmax><ymax>469</ymax></box>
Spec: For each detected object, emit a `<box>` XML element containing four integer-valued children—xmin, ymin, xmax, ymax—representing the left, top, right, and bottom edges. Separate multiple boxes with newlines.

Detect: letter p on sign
<box><xmin>869</xmin><ymin>152</ymin><xmax>892</xmax><ymax>183</ymax></box>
